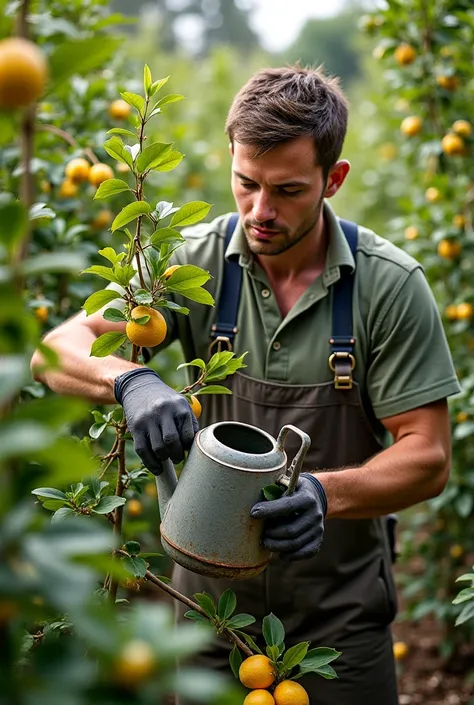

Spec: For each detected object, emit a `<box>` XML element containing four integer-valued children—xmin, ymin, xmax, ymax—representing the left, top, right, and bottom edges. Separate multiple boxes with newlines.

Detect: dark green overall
<box><xmin>172</xmin><ymin>217</ymin><xmax>399</xmax><ymax>705</ymax></box>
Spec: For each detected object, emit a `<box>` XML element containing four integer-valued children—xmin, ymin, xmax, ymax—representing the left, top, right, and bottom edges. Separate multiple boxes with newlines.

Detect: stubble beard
<box><xmin>244</xmin><ymin>191</ymin><xmax>326</xmax><ymax>257</ymax></box>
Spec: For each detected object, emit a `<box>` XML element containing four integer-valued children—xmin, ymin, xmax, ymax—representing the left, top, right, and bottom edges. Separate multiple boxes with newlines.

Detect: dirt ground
<box><xmin>392</xmin><ymin>606</ymin><xmax>474</xmax><ymax>705</ymax></box>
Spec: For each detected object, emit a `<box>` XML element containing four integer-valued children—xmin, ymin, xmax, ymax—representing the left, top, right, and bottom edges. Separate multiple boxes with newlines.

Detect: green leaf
<box><xmin>94</xmin><ymin>178</ymin><xmax>131</xmax><ymax>200</ymax></box>
<box><xmin>157</xmin><ymin>300</ymin><xmax>190</xmax><ymax>315</ymax></box>
<box><xmin>235</xmin><ymin>630</ymin><xmax>264</xmax><ymax>655</ymax></box>
<box><xmin>113</xmin><ymin>264</ymin><xmax>136</xmax><ymax>288</ymax></box>
<box><xmin>131</xmin><ymin>291</ymin><xmax>152</xmax><ymax>306</ymax></box>
<box><xmin>131</xmin><ymin>315</ymin><xmax>150</xmax><ymax>325</ymax></box>
<box><xmin>144</xmin><ymin>64</ymin><xmax>152</xmax><ymax>95</ymax></box>
<box><xmin>262</xmin><ymin>613</ymin><xmax>285</xmax><ymax>647</ymax></box>
<box><xmin>135</xmin><ymin>142</ymin><xmax>173</xmax><ymax>174</ymax></box>
<box><xmin>83</xmin><ymin>289</ymin><xmax>121</xmax><ymax>315</ymax></box>
<box><xmin>266</xmin><ymin>644</ymin><xmax>280</xmax><ymax>661</ymax></box>
<box><xmin>170</xmin><ymin>201</ymin><xmax>212</xmax><ymax>228</ymax></box>
<box><xmin>102</xmin><ymin>307</ymin><xmax>127</xmax><ymax>323</ymax></box>
<box><xmin>314</xmin><ymin>664</ymin><xmax>338</xmax><ymax>679</ymax></box>
<box><xmin>103</xmin><ymin>137</ymin><xmax>134</xmax><ymax>169</ymax></box>
<box><xmin>42</xmin><ymin>499</ymin><xmax>69</xmax><ymax>511</ymax></box>
<box><xmin>455</xmin><ymin>572</ymin><xmax>474</xmax><ymax>583</ymax></box>
<box><xmin>149</xmin><ymin>76</ymin><xmax>170</xmax><ymax>95</ymax></box>
<box><xmin>48</xmin><ymin>37</ymin><xmax>121</xmax><ymax>89</ymax></box>
<box><xmin>194</xmin><ymin>385</ymin><xmax>232</xmax><ymax>396</ymax></box>
<box><xmin>121</xmin><ymin>555</ymin><xmax>148</xmax><ymax>578</ymax></box>
<box><xmin>124</xmin><ymin>540</ymin><xmax>141</xmax><ymax>555</ymax></box>
<box><xmin>93</xmin><ymin>496</ymin><xmax>126</xmax><ymax>514</ymax></box>
<box><xmin>218</xmin><ymin>589</ymin><xmax>237</xmax><ymax>621</ymax></box>
<box><xmin>89</xmin><ymin>422</ymin><xmax>107</xmax><ymax>439</ymax></box>
<box><xmin>452</xmin><ymin>587</ymin><xmax>474</xmax><ymax>604</ymax></box>
<box><xmin>32</xmin><ymin>488</ymin><xmax>68</xmax><ymax>501</ymax></box>
<box><xmin>226</xmin><ymin>614</ymin><xmax>256</xmax><ymax>629</ymax></box>
<box><xmin>165</xmin><ymin>264</ymin><xmax>211</xmax><ymax>290</ymax></box>
<box><xmin>181</xmin><ymin>287</ymin><xmax>215</xmax><ymax>306</ymax></box>
<box><xmin>21</xmin><ymin>252</ymin><xmax>86</xmax><ymax>276</ymax></box>
<box><xmin>299</xmin><ymin>647</ymin><xmax>341</xmax><ymax>672</ymax></box>
<box><xmin>283</xmin><ymin>642</ymin><xmax>309</xmax><ymax>670</ymax></box>
<box><xmin>183</xmin><ymin>610</ymin><xmax>211</xmax><ymax>625</ymax></box>
<box><xmin>120</xmin><ymin>91</ymin><xmax>145</xmax><ymax>115</ymax></box>
<box><xmin>262</xmin><ymin>484</ymin><xmax>285</xmax><ymax>501</ymax></box>
<box><xmin>153</xmin><ymin>150</ymin><xmax>184</xmax><ymax>172</ymax></box>
<box><xmin>156</xmin><ymin>94</ymin><xmax>185</xmax><ymax>107</ymax></box>
<box><xmin>150</xmin><ymin>227</ymin><xmax>184</xmax><ymax>247</ymax></box>
<box><xmin>229</xmin><ymin>644</ymin><xmax>243</xmax><ymax>679</ymax></box>
<box><xmin>99</xmin><ymin>247</ymin><xmax>124</xmax><ymax>265</ymax></box>
<box><xmin>82</xmin><ymin>265</ymin><xmax>121</xmax><ymax>285</ymax></box>
<box><xmin>111</xmin><ymin>201</ymin><xmax>151</xmax><ymax>232</ymax></box>
<box><xmin>194</xmin><ymin>592</ymin><xmax>217</xmax><ymax>619</ymax></box>
<box><xmin>90</xmin><ymin>332</ymin><xmax>127</xmax><ymax>358</ymax></box>
<box><xmin>0</xmin><ymin>200</ymin><xmax>27</xmax><ymax>250</ymax></box>
<box><xmin>177</xmin><ymin>358</ymin><xmax>207</xmax><ymax>372</ymax></box>
<box><xmin>107</xmin><ymin>128</ymin><xmax>137</xmax><ymax>138</ymax></box>
<box><xmin>51</xmin><ymin>507</ymin><xmax>75</xmax><ymax>523</ymax></box>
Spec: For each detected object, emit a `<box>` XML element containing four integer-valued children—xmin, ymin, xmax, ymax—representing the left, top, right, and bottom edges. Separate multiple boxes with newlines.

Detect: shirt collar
<box><xmin>224</xmin><ymin>201</ymin><xmax>356</xmax><ymax>276</ymax></box>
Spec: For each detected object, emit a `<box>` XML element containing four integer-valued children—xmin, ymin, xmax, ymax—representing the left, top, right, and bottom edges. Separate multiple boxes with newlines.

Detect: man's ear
<box><xmin>324</xmin><ymin>160</ymin><xmax>350</xmax><ymax>198</ymax></box>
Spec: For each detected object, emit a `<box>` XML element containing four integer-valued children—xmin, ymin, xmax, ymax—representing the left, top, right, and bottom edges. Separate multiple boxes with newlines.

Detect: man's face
<box><xmin>231</xmin><ymin>136</ymin><xmax>328</xmax><ymax>257</ymax></box>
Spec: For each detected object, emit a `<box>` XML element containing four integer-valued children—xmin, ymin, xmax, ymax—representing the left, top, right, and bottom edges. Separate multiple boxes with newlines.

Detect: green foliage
<box><xmin>364</xmin><ymin>0</ymin><xmax>474</xmax><ymax>653</ymax></box>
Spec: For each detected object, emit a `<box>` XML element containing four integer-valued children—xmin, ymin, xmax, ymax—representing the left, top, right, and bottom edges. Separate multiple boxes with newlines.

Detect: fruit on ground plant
<box><xmin>189</xmin><ymin>395</ymin><xmax>202</xmax><ymax>419</ymax></box>
<box><xmin>273</xmin><ymin>680</ymin><xmax>309</xmax><ymax>705</ymax></box>
<box><xmin>243</xmin><ymin>690</ymin><xmax>275</xmax><ymax>705</ymax></box>
<box><xmin>114</xmin><ymin>639</ymin><xmax>156</xmax><ymax>686</ymax></box>
<box><xmin>109</xmin><ymin>98</ymin><xmax>131</xmax><ymax>120</ymax></box>
<box><xmin>88</xmin><ymin>162</ymin><xmax>114</xmax><ymax>186</ymax></box>
<box><xmin>0</xmin><ymin>37</ymin><xmax>47</xmax><ymax>108</ymax></box>
<box><xmin>239</xmin><ymin>655</ymin><xmax>275</xmax><ymax>690</ymax></box>
<box><xmin>126</xmin><ymin>306</ymin><xmax>167</xmax><ymax>347</ymax></box>
<box><xmin>65</xmin><ymin>157</ymin><xmax>91</xmax><ymax>183</ymax></box>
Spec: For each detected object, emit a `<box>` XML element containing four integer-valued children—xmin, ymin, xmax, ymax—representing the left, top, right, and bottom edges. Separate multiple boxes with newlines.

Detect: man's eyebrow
<box><xmin>233</xmin><ymin>170</ymin><xmax>309</xmax><ymax>188</ymax></box>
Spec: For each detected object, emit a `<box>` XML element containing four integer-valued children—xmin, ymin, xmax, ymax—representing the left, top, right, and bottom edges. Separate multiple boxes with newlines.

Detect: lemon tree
<box><xmin>362</xmin><ymin>0</ymin><xmax>474</xmax><ymax>655</ymax></box>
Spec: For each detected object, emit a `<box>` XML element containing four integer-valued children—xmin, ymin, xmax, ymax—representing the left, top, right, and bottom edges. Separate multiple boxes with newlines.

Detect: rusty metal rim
<box><xmin>195</xmin><ymin>422</ymin><xmax>287</xmax><ymax>474</ymax></box>
<box><xmin>160</xmin><ymin>527</ymin><xmax>270</xmax><ymax>571</ymax></box>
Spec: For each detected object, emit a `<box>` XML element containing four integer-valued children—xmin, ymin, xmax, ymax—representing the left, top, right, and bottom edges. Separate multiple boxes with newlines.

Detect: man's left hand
<box><xmin>250</xmin><ymin>473</ymin><xmax>327</xmax><ymax>561</ymax></box>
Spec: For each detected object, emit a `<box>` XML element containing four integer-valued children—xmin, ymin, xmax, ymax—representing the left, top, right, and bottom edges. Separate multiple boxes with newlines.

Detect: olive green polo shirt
<box><xmin>141</xmin><ymin>201</ymin><xmax>460</xmax><ymax>420</ymax></box>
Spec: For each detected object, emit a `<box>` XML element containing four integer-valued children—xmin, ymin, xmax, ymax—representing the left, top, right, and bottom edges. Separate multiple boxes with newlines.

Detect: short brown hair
<box><xmin>225</xmin><ymin>65</ymin><xmax>349</xmax><ymax>177</ymax></box>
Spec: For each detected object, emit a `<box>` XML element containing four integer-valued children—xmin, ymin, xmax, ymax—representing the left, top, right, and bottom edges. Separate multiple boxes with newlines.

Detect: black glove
<box><xmin>250</xmin><ymin>473</ymin><xmax>327</xmax><ymax>561</ymax></box>
<box><xmin>114</xmin><ymin>367</ymin><xmax>199</xmax><ymax>475</ymax></box>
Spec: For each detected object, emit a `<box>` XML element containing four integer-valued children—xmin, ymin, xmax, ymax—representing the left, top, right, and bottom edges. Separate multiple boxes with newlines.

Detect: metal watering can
<box><xmin>156</xmin><ymin>421</ymin><xmax>311</xmax><ymax>580</ymax></box>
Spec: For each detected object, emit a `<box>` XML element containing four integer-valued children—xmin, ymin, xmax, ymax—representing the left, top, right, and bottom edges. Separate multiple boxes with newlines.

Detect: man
<box><xmin>32</xmin><ymin>65</ymin><xmax>460</xmax><ymax>704</ymax></box>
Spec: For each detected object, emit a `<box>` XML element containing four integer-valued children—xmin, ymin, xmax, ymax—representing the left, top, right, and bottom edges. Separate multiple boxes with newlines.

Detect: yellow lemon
<box><xmin>88</xmin><ymin>162</ymin><xmax>114</xmax><ymax>187</ymax></box>
<box><xmin>239</xmin><ymin>655</ymin><xmax>275</xmax><ymax>690</ymax></box>
<box><xmin>65</xmin><ymin>157</ymin><xmax>90</xmax><ymax>184</ymax></box>
<box><xmin>0</xmin><ymin>37</ymin><xmax>48</xmax><ymax>108</ymax></box>
<box><xmin>273</xmin><ymin>680</ymin><xmax>309</xmax><ymax>705</ymax></box>
<box><xmin>456</xmin><ymin>303</ymin><xmax>473</xmax><ymax>320</ymax></box>
<box><xmin>244</xmin><ymin>690</ymin><xmax>275</xmax><ymax>705</ymax></box>
<box><xmin>445</xmin><ymin>304</ymin><xmax>458</xmax><ymax>320</ymax></box>
<box><xmin>109</xmin><ymin>99</ymin><xmax>131</xmax><ymax>120</ymax></box>
<box><xmin>452</xmin><ymin>120</ymin><xmax>472</xmax><ymax>138</ymax></box>
<box><xmin>393</xmin><ymin>641</ymin><xmax>409</xmax><ymax>660</ymax></box>
<box><xmin>126</xmin><ymin>306</ymin><xmax>167</xmax><ymax>348</ymax></box>
<box><xmin>400</xmin><ymin>116</ymin><xmax>422</xmax><ymax>137</ymax></box>
<box><xmin>127</xmin><ymin>499</ymin><xmax>142</xmax><ymax>517</ymax></box>
<box><xmin>394</xmin><ymin>43</ymin><xmax>416</xmax><ymax>65</ymax></box>
<box><xmin>91</xmin><ymin>209</ymin><xmax>114</xmax><ymax>230</ymax></box>
<box><xmin>441</xmin><ymin>133</ymin><xmax>466</xmax><ymax>156</ymax></box>
<box><xmin>59</xmin><ymin>179</ymin><xmax>78</xmax><ymax>199</ymax></box>
<box><xmin>437</xmin><ymin>239</ymin><xmax>461</xmax><ymax>259</ymax></box>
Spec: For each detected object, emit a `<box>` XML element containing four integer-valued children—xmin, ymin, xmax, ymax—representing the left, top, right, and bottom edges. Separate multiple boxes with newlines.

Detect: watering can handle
<box><xmin>275</xmin><ymin>424</ymin><xmax>311</xmax><ymax>496</ymax></box>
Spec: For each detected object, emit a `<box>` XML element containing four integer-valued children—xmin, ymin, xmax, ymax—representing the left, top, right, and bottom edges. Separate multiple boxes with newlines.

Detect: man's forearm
<box><xmin>315</xmin><ymin>434</ymin><xmax>449</xmax><ymax>520</ymax></box>
<box><xmin>31</xmin><ymin>323</ymin><xmax>141</xmax><ymax>404</ymax></box>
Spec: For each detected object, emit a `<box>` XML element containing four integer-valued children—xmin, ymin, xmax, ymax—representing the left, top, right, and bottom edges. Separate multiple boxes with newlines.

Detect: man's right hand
<box><xmin>114</xmin><ymin>368</ymin><xmax>199</xmax><ymax>475</ymax></box>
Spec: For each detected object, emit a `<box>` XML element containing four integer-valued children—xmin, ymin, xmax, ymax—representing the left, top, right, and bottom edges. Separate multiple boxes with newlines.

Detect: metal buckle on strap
<box><xmin>328</xmin><ymin>351</ymin><xmax>355</xmax><ymax>390</ymax></box>
<box><xmin>208</xmin><ymin>329</ymin><xmax>236</xmax><ymax>357</ymax></box>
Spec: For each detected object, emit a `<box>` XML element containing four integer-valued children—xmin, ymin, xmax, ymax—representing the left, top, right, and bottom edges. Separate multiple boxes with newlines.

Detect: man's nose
<box><xmin>253</xmin><ymin>191</ymin><xmax>276</xmax><ymax>223</ymax></box>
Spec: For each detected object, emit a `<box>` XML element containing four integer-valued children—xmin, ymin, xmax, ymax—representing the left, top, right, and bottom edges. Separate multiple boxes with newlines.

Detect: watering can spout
<box><xmin>155</xmin><ymin>458</ymin><xmax>178</xmax><ymax>519</ymax></box>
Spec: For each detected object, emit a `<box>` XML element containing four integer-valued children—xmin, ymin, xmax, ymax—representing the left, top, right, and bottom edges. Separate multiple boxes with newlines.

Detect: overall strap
<box><xmin>329</xmin><ymin>218</ymin><xmax>358</xmax><ymax>390</ymax></box>
<box><xmin>209</xmin><ymin>213</ymin><xmax>241</xmax><ymax>353</ymax></box>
